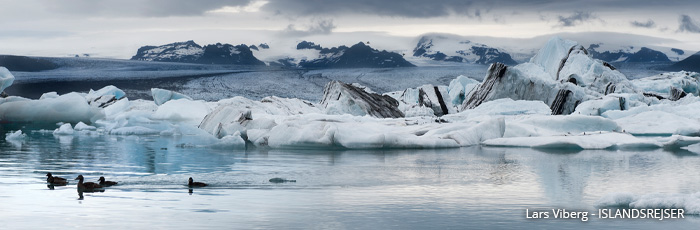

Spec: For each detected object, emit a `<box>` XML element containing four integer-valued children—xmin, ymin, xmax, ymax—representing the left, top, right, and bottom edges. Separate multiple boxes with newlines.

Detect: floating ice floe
<box><xmin>0</xmin><ymin>93</ymin><xmax>103</xmax><ymax>124</ymax></box>
<box><xmin>483</xmin><ymin>132</ymin><xmax>700</xmax><ymax>150</ymax></box>
<box><xmin>597</xmin><ymin>192</ymin><xmax>700</xmax><ymax>215</ymax></box>
<box><xmin>5</xmin><ymin>130</ymin><xmax>26</xmax><ymax>141</ymax></box>
<box><xmin>0</xmin><ymin>67</ymin><xmax>14</xmax><ymax>93</ymax></box>
<box><xmin>53</xmin><ymin>123</ymin><xmax>75</xmax><ymax>135</ymax></box>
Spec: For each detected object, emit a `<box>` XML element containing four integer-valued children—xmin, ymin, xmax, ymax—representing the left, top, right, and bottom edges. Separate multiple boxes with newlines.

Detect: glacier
<box><xmin>2</xmin><ymin>36</ymin><xmax>700</xmax><ymax>151</ymax></box>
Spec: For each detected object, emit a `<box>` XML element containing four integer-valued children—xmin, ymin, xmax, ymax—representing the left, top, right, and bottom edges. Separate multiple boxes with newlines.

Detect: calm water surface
<box><xmin>1</xmin><ymin>131</ymin><xmax>699</xmax><ymax>229</ymax></box>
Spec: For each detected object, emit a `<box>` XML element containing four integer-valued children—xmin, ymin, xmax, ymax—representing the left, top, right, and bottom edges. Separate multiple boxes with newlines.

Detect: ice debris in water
<box><xmin>5</xmin><ymin>130</ymin><xmax>26</xmax><ymax>141</ymax></box>
<box><xmin>74</xmin><ymin>121</ymin><xmax>97</xmax><ymax>131</ymax></box>
<box><xmin>0</xmin><ymin>67</ymin><xmax>14</xmax><ymax>93</ymax></box>
<box><xmin>53</xmin><ymin>123</ymin><xmax>75</xmax><ymax>135</ymax></box>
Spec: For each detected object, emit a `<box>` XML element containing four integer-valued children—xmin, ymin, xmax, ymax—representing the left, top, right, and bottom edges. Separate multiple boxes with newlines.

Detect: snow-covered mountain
<box><xmin>587</xmin><ymin>44</ymin><xmax>673</xmax><ymax>63</ymax></box>
<box><xmin>667</xmin><ymin>51</ymin><xmax>700</xmax><ymax>72</ymax></box>
<box><xmin>412</xmin><ymin>35</ymin><xmax>518</xmax><ymax>65</ymax></box>
<box><xmin>131</xmin><ymin>40</ymin><xmax>203</xmax><ymax>63</ymax></box>
<box><xmin>131</xmin><ymin>40</ymin><xmax>413</xmax><ymax>68</ymax></box>
<box><xmin>272</xmin><ymin>41</ymin><xmax>415</xmax><ymax>68</ymax></box>
<box><xmin>131</xmin><ymin>41</ymin><xmax>265</xmax><ymax>65</ymax></box>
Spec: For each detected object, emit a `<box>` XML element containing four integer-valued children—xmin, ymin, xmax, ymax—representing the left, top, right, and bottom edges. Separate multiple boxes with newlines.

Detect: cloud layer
<box><xmin>282</xmin><ymin>19</ymin><xmax>336</xmax><ymax>36</ymax></box>
<box><xmin>678</xmin><ymin>15</ymin><xmax>700</xmax><ymax>33</ymax></box>
<box><xmin>556</xmin><ymin>12</ymin><xmax>595</xmax><ymax>27</ymax></box>
<box><xmin>630</xmin><ymin>20</ymin><xmax>656</xmax><ymax>28</ymax></box>
<box><xmin>42</xmin><ymin>0</ymin><xmax>252</xmax><ymax>17</ymax></box>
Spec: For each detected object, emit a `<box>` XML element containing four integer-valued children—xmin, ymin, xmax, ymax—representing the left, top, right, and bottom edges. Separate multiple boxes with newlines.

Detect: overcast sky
<box><xmin>0</xmin><ymin>0</ymin><xmax>698</xmax><ymax>58</ymax></box>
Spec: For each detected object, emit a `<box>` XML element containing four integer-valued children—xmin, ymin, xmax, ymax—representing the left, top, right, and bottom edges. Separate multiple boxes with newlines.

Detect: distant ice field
<box><xmin>6</xmin><ymin>57</ymin><xmax>665</xmax><ymax>102</ymax></box>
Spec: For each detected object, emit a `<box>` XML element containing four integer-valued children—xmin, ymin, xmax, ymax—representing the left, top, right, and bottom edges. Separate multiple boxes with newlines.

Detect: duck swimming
<box><xmin>98</xmin><ymin>176</ymin><xmax>118</xmax><ymax>186</ymax></box>
<box><xmin>75</xmin><ymin>175</ymin><xmax>103</xmax><ymax>190</ymax></box>
<box><xmin>188</xmin><ymin>177</ymin><xmax>207</xmax><ymax>187</ymax></box>
<box><xmin>269</xmin><ymin>178</ymin><xmax>296</xmax><ymax>183</ymax></box>
<box><xmin>46</xmin><ymin>173</ymin><xmax>68</xmax><ymax>185</ymax></box>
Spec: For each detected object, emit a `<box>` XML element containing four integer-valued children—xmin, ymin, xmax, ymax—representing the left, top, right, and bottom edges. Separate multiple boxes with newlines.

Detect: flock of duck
<box><xmin>46</xmin><ymin>172</ymin><xmax>208</xmax><ymax>192</ymax></box>
<box><xmin>47</xmin><ymin>172</ymin><xmax>294</xmax><ymax>198</ymax></box>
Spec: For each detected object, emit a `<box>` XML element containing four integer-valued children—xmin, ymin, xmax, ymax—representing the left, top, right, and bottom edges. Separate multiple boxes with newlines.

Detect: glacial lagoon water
<box><xmin>1</xmin><ymin>131</ymin><xmax>699</xmax><ymax>229</ymax></box>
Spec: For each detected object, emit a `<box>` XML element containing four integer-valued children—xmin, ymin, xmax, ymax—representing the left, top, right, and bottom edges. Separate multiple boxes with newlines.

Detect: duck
<box><xmin>75</xmin><ymin>175</ymin><xmax>103</xmax><ymax>190</ymax></box>
<box><xmin>188</xmin><ymin>177</ymin><xmax>207</xmax><ymax>187</ymax></box>
<box><xmin>98</xmin><ymin>176</ymin><xmax>118</xmax><ymax>186</ymax></box>
<box><xmin>46</xmin><ymin>172</ymin><xmax>68</xmax><ymax>185</ymax></box>
<box><xmin>269</xmin><ymin>177</ymin><xmax>296</xmax><ymax>183</ymax></box>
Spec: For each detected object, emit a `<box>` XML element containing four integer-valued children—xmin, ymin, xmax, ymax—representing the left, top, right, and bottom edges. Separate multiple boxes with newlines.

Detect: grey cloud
<box><xmin>42</xmin><ymin>0</ymin><xmax>252</xmax><ymax>17</ymax></box>
<box><xmin>262</xmin><ymin>0</ymin><xmax>700</xmax><ymax>19</ymax></box>
<box><xmin>0</xmin><ymin>30</ymin><xmax>74</xmax><ymax>38</ymax></box>
<box><xmin>263</xmin><ymin>0</ymin><xmax>476</xmax><ymax>18</ymax></box>
<box><xmin>678</xmin><ymin>15</ymin><xmax>700</xmax><ymax>33</ymax></box>
<box><xmin>282</xmin><ymin>19</ymin><xmax>336</xmax><ymax>36</ymax></box>
<box><xmin>556</xmin><ymin>12</ymin><xmax>594</xmax><ymax>27</ymax></box>
<box><xmin>630</xmin><ymin>19</ymin><xmax>656</xmax><ymax>28</ymax></box>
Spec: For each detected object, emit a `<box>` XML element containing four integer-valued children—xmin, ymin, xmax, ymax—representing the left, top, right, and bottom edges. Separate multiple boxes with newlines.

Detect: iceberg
<box><xmin>0</xmin><ymin>93</ymin><xmax>103</xmax><ymax>124</ymax></box>
<box><xmin>386</xmin><ymin>84</ymin><xmax>454</xmax><ymax>117</ymax></box>
<box><xmin>5</xmin><ymin>130</ymin><xmax>26</xmax><ymax>141</ymax></box>
<box><xmin>461</xmin><ymin>37</ymin><xmax>640</xmax><ymax>115</ymax></box>
<box><xmin>74</xmin><ymin>121</ymin><xmax>97</xmax><ymax>131</ymax></box>
<box><xmin>321</xmin><ymin>80</ymin><xmax>404</xmax><ymax>118</ymax></box>
<box><xmin>0</xmin><ymin>67</ymin><xmax>14</xmax><ymax>94</ymax></box>
<box><xmin>483</xmin><ymin>132</ymin><xmax>700</xmax><ymax>150</ymax></box>
<box><xmin>151</xmin><ymin>88</ymin><xmax>193</xmax><ymax>106</ymax></box>
<box><xmin>53</xmin><ymin>123</ymin><xmax>75</xmax><ymax>135</ymax></box>
<box><xmin>4</xmin><ymin>37</ymin><xmax>700</xmax><ymax>151</ymax></box>
<box><xmin>614</xmin><ymin>111</ymin><xmax>700</xmax><ymax>136</ymax></box>
<box><xmin>447</xmin><ymin>75</ymin><xmax>479</xmax><ymax>106</ymax></box>
<box><xmin>632</xmin><ymin>71</ymin><xmax>700</xmax><ymax>100</ymax></box>
<box><xmin>461</xmin><ymin>62</ymin><xmax>588</xmax><ymax>115</ymax></box>
<box><xmin>262</xmin><ymin>114</ymin><xmax>504</xmax><ymax>149</ymax></box>
<box><xmin>40</xmin><ymin>92</ymin><xmax>59</xmax><ymax>100</ymax></box>
<box><xmin>86</xmin><ymin>86</ymin><xmax>125</xmax><ymax>108</ymax></box>
<box><xmin>150</xmin><ymin>99</ymin><xmax>210</xmax><ymax>126</ymax></box>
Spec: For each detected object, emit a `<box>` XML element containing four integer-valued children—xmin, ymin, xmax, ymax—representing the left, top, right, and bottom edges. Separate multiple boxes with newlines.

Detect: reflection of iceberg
<box><xmin>56</xmin><ymin>135</ymin><xmax>75</xmax><ymax>150</ymax></box>
<box><xmin>598</xmin><ymin>192</ymin><xmax>700</xmax><ymax>214</ymax></box>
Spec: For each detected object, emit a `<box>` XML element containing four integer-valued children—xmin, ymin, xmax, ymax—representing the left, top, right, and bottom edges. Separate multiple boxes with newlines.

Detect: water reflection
<box><xmin>1</xmin><ymin>131</ymin><xmax>699</xmax><ymax>229</ymax></box>
<box><xmin>77</xmin><ymin>188</ymin><xmax>105</xmax><ymax>200</ymax></box>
